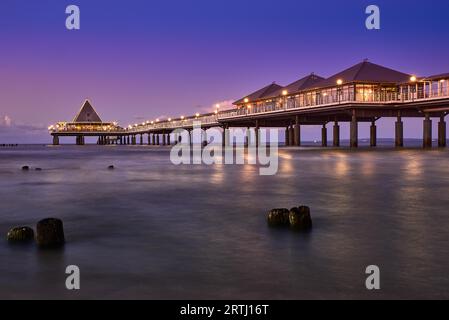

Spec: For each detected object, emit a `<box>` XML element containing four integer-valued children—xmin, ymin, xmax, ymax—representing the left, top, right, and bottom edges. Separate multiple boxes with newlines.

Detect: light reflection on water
<box><xmin>0</xmin><ymin>145</ymin><xmax>449</xmax><ymax>299</ymax></box>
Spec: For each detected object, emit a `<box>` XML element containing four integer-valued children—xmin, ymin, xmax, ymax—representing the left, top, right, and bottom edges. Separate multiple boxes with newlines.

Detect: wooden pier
<box><xmin>49</xmin><ymin>61</ymin><xmax>449</xmax><ymax>148</ymax></box>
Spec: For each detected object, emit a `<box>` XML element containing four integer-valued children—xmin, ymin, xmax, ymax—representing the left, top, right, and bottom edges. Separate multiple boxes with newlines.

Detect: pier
<box><xmin>49</xmin><ymin>61</ymin><xmax>449</xmax><ymax>148</ymax></box>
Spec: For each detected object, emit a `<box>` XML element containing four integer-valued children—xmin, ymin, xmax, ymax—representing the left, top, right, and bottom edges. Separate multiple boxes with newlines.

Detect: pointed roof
<box><xmin>281</xmin><ymin>73</ymin><xmax>325</xmax><ymax>95</ymax></box>
<box><xmin>234</xmin><ymin>82</ymin><xmax>283</xmax><ymax>105</ymax></box>
<box><xmin>73</xmin><ymin>100</ymin><xmax>102</xmax><ymax>123</ymax></box>
<box><xmin>312</xmin><ymin>60</ymin><xmax>411</xmax><ymax>89</ymax></box>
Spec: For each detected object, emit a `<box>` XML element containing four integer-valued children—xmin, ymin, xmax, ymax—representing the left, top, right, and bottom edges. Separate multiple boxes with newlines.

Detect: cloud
<box><xmin>0</xmin><ymin>115</ymin><xmax>12</xmax><ymax>127</ymax></box>
<box><xmin>0</xmin><ymin>115</ymin><xmax>49</xmax><ymax>143</ymax></box>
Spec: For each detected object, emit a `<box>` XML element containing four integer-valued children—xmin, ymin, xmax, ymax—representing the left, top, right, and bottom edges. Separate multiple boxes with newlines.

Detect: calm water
<box><xmin>1</xmin><ymin>143</ymin><xmax>449</xmax><ymax>299</ymax></box>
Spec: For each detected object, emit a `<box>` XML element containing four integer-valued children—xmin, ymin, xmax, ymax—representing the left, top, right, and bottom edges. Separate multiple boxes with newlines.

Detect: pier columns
<box><xmin>438</xmin><ymin>115</ymin><xmax>447</xmax><ymax>147</ymax></box>
<box><xmin>333</xmin><ymin>121</ymin><xmax>340</xmax><ymax>147</ymax></box>
<box><xmin>147</xmin><ymin>133</ymin><xmax>151</xmax><ymax>145</ymax></box>
<box><xmin>255</xmin><ymin>120</ymin><xmax>260</xmax><ymax>148</ymax></box>
<box><xmin>423</xmin><ymin>114</ymin><xmax>432</xmax><ymax>148</ymax></box>
<box><xmin>294</xmin><ymin>116</ymin><xmax>301</xmax><ymax>146</ymax></box>
<box><xmin>321</xmin><ymin>124</ymin><xmax>328</xmax><ymax>147</ymax></box>
<box><xmin>395</xmin><ymin>115</ymin><xmax>404</xmax><ymax>147</ymax></box>
<box><xmin>167</xmin><ymin>133</ymin><xmax>171</xmax><ymax>145</ymax></box>
<box><xmin>202</xmin><ymin>129</ymin><xmax>207</xmax><ymax>146</ymax></box>
<box><xmin>156</xmin><ymin>134</ymin><xmax>160</xmax><ymax>145</ymax></box>
<box><xmin>126</xmin><ymin>136</ymin><xmax>130</xmax><ymax>145</ymax></box>
<box><xmin>222</xmin><ymin>125</ymin><xmax>228</xmax><ymax>147</ymax></box>
<box><xmin>245</xmin><ymin>127</ymin><xmax>250</xmax><ymax>147</ymax></box>
<box><xmin>188</xmin><ymin>129</ymin><xmax>192</xmax><ymax>147</ymax></box>
<box><xmin>76</xmin><ymin>136</ymin><xmax>85</xmax><ymax>145</ymax></box>
<box><xmin>140</xmin><ymin>134</ymin><xmax>143</xmax><ymax>145</ymax></box>
<box><xmin>350</xmin><ymin>111</ymin><xmax>358</xmax><ymax>148</ymax></box>
<box><xmin>162</xmin><ymin>132</ymin><xmax>166</xmax><ymax>145</ymax></box>
<box><xmin>120</xmin><ymin>136</ymin><xmax>124</xmax><ymax>145</ymax></box>
<box><xmin>370</xmin><ymin>121</ymin><xmax>377</xmax><ymax>147</ymax></box>
<box><xmin>289</xmin><ymin>125</ymin><xmax>294</xmax><ymax>147</ymax></box>
<box><xmin>52</xmin><ymin>135</ymin><xmax>59</xmax><ymax>146</ymax></box>
<box><xmin>132</xmin><ymin>135</ymin><xmax>136</xmax><ymax>145</ymax></box>
<box><xmin>285</xmin><ymin>126</ymin><xmax>290</xmax><ymax>146</ymax></box>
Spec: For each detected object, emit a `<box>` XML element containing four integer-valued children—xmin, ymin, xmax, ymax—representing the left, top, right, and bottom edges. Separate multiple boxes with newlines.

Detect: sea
<box><xmin>1</xmin><ymin>139</ymin><xmax>449</xmax><ymax>299</ymax></box>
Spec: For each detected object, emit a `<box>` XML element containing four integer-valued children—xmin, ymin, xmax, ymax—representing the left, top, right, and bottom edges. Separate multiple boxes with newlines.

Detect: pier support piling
<box><xmin>321</xmin><ymin>124</ymin><xmax>328</xmax><ymax>147</ymax></box>
<box><xmin>333</xmin><ymin>121</ymin><xmax>340</xmax><ymax>147</ymax></box>
<box><xmin>167</xmin><ymin>133</ymin><xmax>171</xmax><ymax>145</ymax></box>
<box><xmin>156</xmin><ymin>134</ymin><xmax>160</xmax><ymax>145</ymax></box>
<box><xmin>52</xmin><ymin>135</ymin><xmax>59</xmax><ymax>146</ymax></box>
<box><xmin>285</xmin><ymin>126</ymin><xmax>290</xmax><ymax>146</ymax></box>
<box><xmin>423</xmin><ymin>114</ymin><xmax>432</xmax><ymax>148</ymax></box>
<box><xmin>255</xmin><ymin>121</ymin><xmax>260</xmax><ymax>148</ymax></box>
<box><xmin>395</xmin><ymin>115</ymin><xmax>404</xmax><ymax>147</ymax></box>
<box><xmin>438</xmin><ymin>116</ymin><xmax>447</xmax><ymax>147</ymax></box>
<box><xmin>370</xmin><ymin>121</ymin><xmax>377</xmax><ymax>147</ymax></box>
<box><xmin>289</xmin><ymin>125</ymin><xmax>294</xmax><ymax>147</ymax></box>
<box><xmin>294</xmin><ymin>116</ymin><xmax>301</xmax><ymax>146</ymax></box>
<box><xmin>350</xmin><ymin>112</ymin><xmax>358</xmax><ymax>148</ymax></box>
<box><xmin>162</xmin><ymin>132</ymin><xmax>166</xmax><ymax>146</ymax></box>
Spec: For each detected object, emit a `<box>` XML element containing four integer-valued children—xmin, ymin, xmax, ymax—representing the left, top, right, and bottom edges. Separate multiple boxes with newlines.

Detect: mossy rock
<box><xmin>7</xmin><ymin>226</ymin><xmax>34</xmax><ymax>242</ymax></box>
<box><xmin>267</xmin><ymin>208</ymin><xmax>290</xmax><ymax>227</ymax></box>
<box><xmin>289</xmin><ymin>206</ymin><xmax>312</xmax><ymax>231</ymax></box>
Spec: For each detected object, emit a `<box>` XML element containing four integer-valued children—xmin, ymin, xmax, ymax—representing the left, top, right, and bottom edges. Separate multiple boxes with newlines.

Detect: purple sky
<box><xmin>1</xmin><ymin>0</ymin><xmax>449</xmax><ymax>143</ymax></box>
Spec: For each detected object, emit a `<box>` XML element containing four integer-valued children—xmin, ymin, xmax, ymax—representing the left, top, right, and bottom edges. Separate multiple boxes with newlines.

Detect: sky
<box><xmin>1</xmin><ymin>0</ymin><xmax>449</xmax><ymax>143</ymax></box>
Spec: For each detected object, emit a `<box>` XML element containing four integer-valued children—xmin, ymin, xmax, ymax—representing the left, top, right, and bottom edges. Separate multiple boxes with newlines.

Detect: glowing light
<box><xmin>440</xmin><ymin>79</ymin><xmax>446</xmax><ymax>83</ymax></box>
<box><xmin>247</xmin><ymin>104</ymin><xmax>251</xmax><ymax>109</ymax></box>
<box><xmin>244</xmin><ymin>98</ymin><xmax>249</xmax><ymax>103</ymax></box>
<box><xmin>282</xmin><ymin>90</ymin><xmax>288</xmax><ymax>96</ymax></box>
<box><xmin>336</xmin><ymin>79</ymin><xmax>343</xmax><ymax>85</ymax></box>
<box><xmin>195</xmin><ymin>113</ymin><xmax>200</xmax><ymax>117</ymax></box>
<box><xmin>215</xmin><ymin>104</ymin><xmax>220</xmax><ymax>108</ymax></box>
<box><xmin>181</xmin><ymin>116</ymin><xmax>185</xmax><ymax>120</ymax></box>
<box><xmin>151</xmin><ymin>121</ymin><xmax>154</xmax><ymax>124</ymax></box>
<box><xmin>168</xmin><ymin>118</ymin><xmax>172</xmax><ymax>121</ymax></box>
<box><xmin>323</xmin><ymin>92</ymin><xmax>327</xmax><ymax>97</ymax></box>
<box><xmin>156</xmin><ymin>119</ymin><xmax>160</xmax><ymax>122</ymax></box>
<box><xmin>410</xmin><ymin>76</ymin><xmax>417</xmax><ymax>82</ymax></box>
<box><xmin>214</xmin><ymin>110</ymin><xmax>218</xmax><ymax>114</ymax></box>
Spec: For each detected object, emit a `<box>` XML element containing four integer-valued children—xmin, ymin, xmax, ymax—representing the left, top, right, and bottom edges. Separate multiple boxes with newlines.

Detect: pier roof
<box><xmin>425</xmin><ymin>73</ymin><xmax>449</xmax><ymax>81</ymax></box>
<box><xmin>234</xmin><ymin>82</ymin><xmax>283</xmax><ymax>105</ymax></box>
<box><xmin>281</xmin><ymin>73</ymin><xmax>325</xmax><ymax>95</ymax></box>
<box><xmin>309</xmin><ymin>60</ymin><xmax>411</xmax><ymax>89</ymax></box>
<box><xmin>73</xmin><ymin>100</ymin><xmax>103</xmax><ymax>123</ymax></box>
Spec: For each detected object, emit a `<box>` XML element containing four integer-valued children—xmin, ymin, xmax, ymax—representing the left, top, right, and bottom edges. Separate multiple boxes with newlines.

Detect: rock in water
<box><xmin>21</xmin><ymin>166</ymin><xmax>30</xmax><ymax>171</ymax></box>
<box><xmin>267</xmin><ymin>208</ymin><xmax>290</xmax><ymax>227</ymax></box>
<box><xmin>289</xmin><ymin>206</ymin><xmax>312</xmax><ymax>230</ymax></box>
<box><xmin>35</xmin><ymin>168</ymin><xmax>42</xmax><ymax>171</ymax></box>
<box><xmin>108</xmin><ymin>165</ymin><xmax>115</xmax><ymax>170</ymax></box>
<box><xmin>7</xmin><ymin>226</ymin><xmax>34</xmax><ymax>242</ymax></box>
<box><xmin>36</xmin><ymin>218</ymin><xmax>65</xmax><ymax>247</ymax></box>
